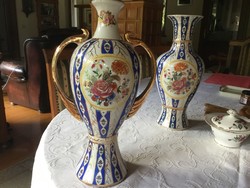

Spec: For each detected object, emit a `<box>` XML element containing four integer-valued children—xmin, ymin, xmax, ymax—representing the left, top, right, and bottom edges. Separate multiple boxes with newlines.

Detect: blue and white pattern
<box><xmin>156</xmin><ymin>15</ymin><xmax>204</xmax><ymax>129</ymax></box>
<box><xmin>76</xmin><ymin>136</ymin><xmax>126</xmax><ymax>185</ymax></box>
<box><xmin>71</xmin><ymin>37</ymin><xmax>140</xmax><ymax>186</ymax></box>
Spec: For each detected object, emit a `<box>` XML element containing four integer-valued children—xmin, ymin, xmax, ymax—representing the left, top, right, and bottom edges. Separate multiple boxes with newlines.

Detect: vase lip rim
<box><xmin>167</xmin><ymin>14</ymin><xmax>203</xmax><ymax>18</ymax></box>
<box><xmin>92</xmin><ymin>0</ymin><xmax>123</xmax><ymax>3</ymax></box>
<box><xmin>92</xmin><ymin>0</ymin><xmax>124</xmax><ymax>10</ymax></box>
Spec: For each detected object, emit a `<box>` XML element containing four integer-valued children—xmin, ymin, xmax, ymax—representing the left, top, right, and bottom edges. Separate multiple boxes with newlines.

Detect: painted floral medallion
<box><xmin>80</xmin><ymin>56</ymin><xmax>133</xmax><ymax>109</ymax></box>
<box><xmin>160</xmin><ymin>60</ymin><xmax>198</xmax><ymax>99</ymax></box>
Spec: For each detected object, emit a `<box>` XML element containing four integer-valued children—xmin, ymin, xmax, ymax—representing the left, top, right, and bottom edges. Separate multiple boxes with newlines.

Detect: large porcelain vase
<box><xmin>156</xmin><ymin>15</ymin><xmax>204</xmax><ymax>129</ymax></box>
<box><xmin>51</xmin><ymin>0</ymin><xmax>155</xmax><ymax>186</ymax></box>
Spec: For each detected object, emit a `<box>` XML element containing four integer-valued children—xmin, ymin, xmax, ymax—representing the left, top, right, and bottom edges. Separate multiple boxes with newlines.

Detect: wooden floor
<box><xmin>0</xmin><ymin>93</ymin><xmax>52</xmax><ymax>170</ymax></box>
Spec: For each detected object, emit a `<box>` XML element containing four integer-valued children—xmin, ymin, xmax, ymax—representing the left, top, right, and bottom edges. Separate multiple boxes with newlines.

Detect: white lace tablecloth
<box><xmin>31</xmin><ymin>73</ymin><xmax>250</xmax><ymax>188</ymax></box>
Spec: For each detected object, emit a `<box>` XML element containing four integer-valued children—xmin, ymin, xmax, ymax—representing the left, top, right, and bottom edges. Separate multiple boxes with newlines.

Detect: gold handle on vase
<box><xmin>51</xmin><ymin>29</ymin><xmax>89</xmax><ymax>121</ymax></box>
<box><xmin>124</xmin><ymin>32</ymin><xmax>156</xmax><ymax>118</ymax></box>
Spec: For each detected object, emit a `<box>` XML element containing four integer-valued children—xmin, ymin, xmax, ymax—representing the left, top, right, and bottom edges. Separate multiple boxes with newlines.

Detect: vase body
<box><xmin>51</xmin><ymin>0</ymin><xmax>155</xmax><ymax>186</ymax></box>
<box><xmin>156</xmin><ymin>15</ymin><xmax>204</xmax><ymax>129</ymax></box>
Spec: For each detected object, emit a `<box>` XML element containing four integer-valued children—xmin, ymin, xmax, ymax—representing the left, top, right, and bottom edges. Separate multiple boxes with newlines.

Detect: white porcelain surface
<box><xmin>53</xmin><ymin>0</ymin><xmax>155</xmax><ymax>185</ymax></box>
<box><xmin>156</xmin><ymin>15</ymin><xmax>204</xmax><ymax>129</ymax></box>
<box><xmin>65</xmin><ymin>0</ymin><xmax>141</xmax><ymax>186</ymax></box>
<box><xmin>211</xmin><ymin>109</ymin><xmax>249</xmax><ymax>131</ymax></box>
<box><xmin>205</xmin><ymin>112</ymin><xmax>250</xmax><ymax>148</ymax></box>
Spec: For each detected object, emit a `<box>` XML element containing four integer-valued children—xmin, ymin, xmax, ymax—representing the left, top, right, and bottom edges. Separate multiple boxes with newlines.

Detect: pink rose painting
<box><xmin>86</xmin><ymin>59</ymin><xmax>130</xmax><ymax>106</ymax></box>
<box><xmin>172</xmin><ymin>77</ymin><xmax>187</xmax><ymax>94</ymax></box>
<box><xmin>99</xmin><ymin>10</ymin><xmax>116</xmax><ymax>26</ymax></box>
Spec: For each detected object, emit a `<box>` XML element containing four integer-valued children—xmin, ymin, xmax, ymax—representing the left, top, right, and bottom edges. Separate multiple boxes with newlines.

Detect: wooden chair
<box><xmin>0</xmin><ymin>38</ymin><xmax>50</xmax><ymax>112</ymax></box>
<box><xmin>226</xmin><ymin>38</ymin><xmax>250</xmax><ymax>75</ymax></box>
<box><xmin>43</xmin><ymin>46</ymin><xmax>76</xmax><ymax>118</ymax></box>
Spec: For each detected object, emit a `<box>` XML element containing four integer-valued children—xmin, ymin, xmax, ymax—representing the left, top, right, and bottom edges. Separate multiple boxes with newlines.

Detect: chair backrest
<box><xmin>23</xmin><ymin>37</ymin><xmax>47</xmax><ymax>67</ymax></box>
<box><xmin>43</xmin><ymin>45</ymin><xmax>76</xmax><ymax>118</ymax></box>
<box><xmin>226</xmin><ymin>38</ymin><xmax>250</xmax><ymax>75</ymax></box>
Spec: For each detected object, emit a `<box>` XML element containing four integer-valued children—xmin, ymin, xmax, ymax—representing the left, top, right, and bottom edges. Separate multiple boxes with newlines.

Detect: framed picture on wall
<box><xmin>177</xmin><ymin>0</ymin><xmax>192</xmax><ymax>6</ymax></box>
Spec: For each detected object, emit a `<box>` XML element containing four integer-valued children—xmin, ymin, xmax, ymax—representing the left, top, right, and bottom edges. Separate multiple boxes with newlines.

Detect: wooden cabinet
<box><xmin>36</xmin><ymin>0</ymin><xmax>59</xmax><ymax>34</ymax></box>
<box><xmin>91</xmin><ymin>0</ymin><xmax>163</xmax><ymax>47</ymax></box>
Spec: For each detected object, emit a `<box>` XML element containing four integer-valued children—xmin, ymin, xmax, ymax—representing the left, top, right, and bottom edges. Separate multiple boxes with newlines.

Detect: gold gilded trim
<box><xmin>88</xmin><ymin>135</ymin><xmax>117</xmax><ymax>144</ymax></box>
<box><xmin>163</xmin><ymin>105</ymin><xmax>184</xmax><ymax>111</ymax></box>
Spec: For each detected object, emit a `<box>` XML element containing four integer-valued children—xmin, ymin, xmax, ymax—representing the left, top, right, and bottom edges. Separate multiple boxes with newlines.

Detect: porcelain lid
<box><xmin>211</xmin><ymin>109</ymin><xmax>250</xmax><ymax>132</ymax></box>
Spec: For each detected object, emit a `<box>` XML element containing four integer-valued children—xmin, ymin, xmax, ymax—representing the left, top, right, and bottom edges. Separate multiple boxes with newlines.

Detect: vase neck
<box><xmin>168</xmin><ymin>15</ymin><xmax>203</xmax><ymax>42</ymax></box>
<box><xmin>92</xmin><ymin>0</ymin><xmax>123</xmax><ymax>40</ymax></box>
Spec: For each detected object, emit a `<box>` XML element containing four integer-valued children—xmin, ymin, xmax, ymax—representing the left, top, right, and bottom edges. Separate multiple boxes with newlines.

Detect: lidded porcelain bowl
<box><xmin>205</xmin><ymin>109</ymin><xmax>250</xmax><ymax>147</ymax></box>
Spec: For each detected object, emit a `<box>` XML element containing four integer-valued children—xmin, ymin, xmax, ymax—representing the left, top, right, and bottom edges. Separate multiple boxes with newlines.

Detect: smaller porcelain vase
<box><xmin>156</xmin><ymin>15</ymin><xmax>204</xmax><ymax>129</ymax></box>
<box><xmin>51</xmin><ymin>0</ymin><xmax>156</xmax><ymax>186</ymax></box>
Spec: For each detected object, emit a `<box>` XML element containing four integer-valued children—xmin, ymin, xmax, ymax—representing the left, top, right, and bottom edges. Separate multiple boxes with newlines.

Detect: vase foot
<box><xmin>157</xmin><ymin>108</ymin><xmax>189</xmax><ymax>129</ymax></box>
<box><xmin>76</xmin><ymin>135</ymin><xmax>127</xmax><ymax>186</ymax></box>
